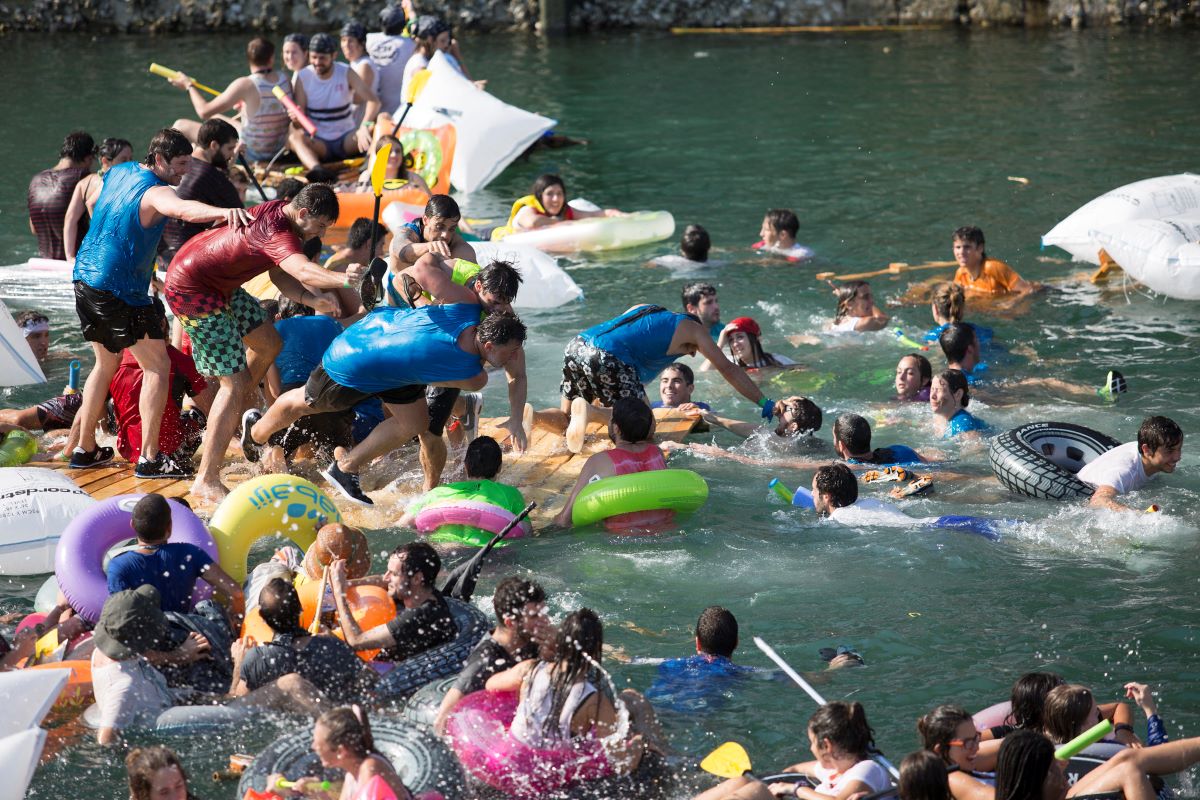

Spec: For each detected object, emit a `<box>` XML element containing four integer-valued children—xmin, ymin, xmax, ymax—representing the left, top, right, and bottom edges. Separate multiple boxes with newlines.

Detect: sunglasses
<box><xmin>949</xmin><ymin>734</ymin><xmax>981</xmax><ymax>749</ymax></box>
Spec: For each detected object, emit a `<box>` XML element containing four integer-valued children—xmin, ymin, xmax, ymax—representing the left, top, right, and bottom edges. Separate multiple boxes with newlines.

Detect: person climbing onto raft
<box><xmin>388</xmin><ymin>194</ymin><xmax>476</xmax><ymax>271</ymax></box>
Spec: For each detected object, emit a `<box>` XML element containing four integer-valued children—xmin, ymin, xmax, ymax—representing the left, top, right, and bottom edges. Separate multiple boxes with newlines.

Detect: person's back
<box><xmin>109</xmin><ymin>344</ymin><xmax>206</xmax><ymax>463</ymax></box>
<box><xmin>275</xmin><ymin>312</ymin><xmax>344</xmax><ymax>388</ymax></box>
<box><xmin>648</xmin><ymin>606</ymin><xmax>750</xmax><ymax>712</ymax></box>
<box><xmin>29</xmin><ymin>131</ymin><xmax>94</xmax><ymax>260</ymax></box>
<box><xmin>106</xmin><ymin>495</ymin><xmax>214</xmax><ymax>614</ymax></box>
<box><xmin>242</xmin><ymin>71</ymin><xmax>293</xmax><ymax>162</ymax></box>
<box><xmin>583</xmin><ymin>305</ymin><xmax>689</xmax><ymax>383</ymax></box>
<box><xmin>602</xmin><ymin>399</ymin><xmax>672</xmax><ymax>531</ymax></box>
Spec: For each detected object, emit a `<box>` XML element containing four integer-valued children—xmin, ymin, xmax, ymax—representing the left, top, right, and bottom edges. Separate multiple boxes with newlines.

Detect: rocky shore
<box><xmin>0</xmin><ymin>0</ymin><xmax>1192</xmax><ymax>33</ymax></box>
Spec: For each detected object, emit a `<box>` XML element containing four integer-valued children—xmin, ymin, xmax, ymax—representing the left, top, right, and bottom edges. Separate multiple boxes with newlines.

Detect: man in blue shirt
<box><xmin>106</xmin><ymin>494</ymin><xmax>244</xmax><ymax>616</ymax></box>
<box><xmin>646</xmin><ymin>606</ymin><xmax>752</xmax><ymax>713</ymax></box>
<box><xmin>833</xmin><ymin>413</ymin><xmax>925</xmax><ymax>467</ymax></box>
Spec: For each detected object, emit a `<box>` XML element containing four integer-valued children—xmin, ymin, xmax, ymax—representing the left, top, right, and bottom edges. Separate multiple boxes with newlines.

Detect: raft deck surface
<box><xmin>32</xmin><ymin>409</ymin><xmax>701</xmax><ymax>529</ymax></box>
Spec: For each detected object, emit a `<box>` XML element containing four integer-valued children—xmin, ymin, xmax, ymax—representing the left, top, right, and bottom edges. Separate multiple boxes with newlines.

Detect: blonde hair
<box><xmin>930</xmin><ymin>282</ymin><xmax>965</xmax><ymax>323</ymax></box>
<box><xmin>833</xmin><ymin>281</ymin><xmax>870</xmax><ymax>324</ymax></box>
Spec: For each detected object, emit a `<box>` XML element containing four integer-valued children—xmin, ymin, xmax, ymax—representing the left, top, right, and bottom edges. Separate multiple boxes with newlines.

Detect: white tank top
<box><xmin>510</xmin><ymin>661</ymin><xmax>599</xmax><ymax>748</ymax></box>
<box><xmin>297</xmin><ymin>62</ymin><xmax>355</xmax><ymax>141</ymax></box>
<box><xmin>366</xmin><ymin>32</ymin><xmax>416</xmax><ymax>114</ymax></box>
<box><xmin>242</xmin><ymin>71</ymin><xmax>292</xmax><ymax>158</ymax></box>
<box><xmin>350</xmin><ymin>55</ymin><xmax>381</xmax><ymax>127</ymax></box>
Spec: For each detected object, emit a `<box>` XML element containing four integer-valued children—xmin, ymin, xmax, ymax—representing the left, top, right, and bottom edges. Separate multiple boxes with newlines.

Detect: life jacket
<box><xmin>490</xmin><ymin>194</ymin><xmax>546</xmax><ymax>242</ymax></box>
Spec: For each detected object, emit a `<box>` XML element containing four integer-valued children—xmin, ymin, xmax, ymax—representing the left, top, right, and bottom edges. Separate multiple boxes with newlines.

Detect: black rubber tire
<box><xmin>988</xmin><ymin>422</ymin><xmax>1120</xmax><ymax>500</ymax></box>
<box><xmin>1067</xmin><ymin>744</ymin><xmax>1172</xmax><ymax>800</ymax></box>
<box><xmin>375</xmin><ymin>598</ymin><xmax>488</xmax><ymax>703</ymax></box>
<box><xmin>238</xmin><ymin>719</ymin><xmax>464</xmax><ymax>800</ymax></box>
<box><xmin>401</xmin><ymin>676</ymin><xmax>457</xmax><ymax>728</ymax></box>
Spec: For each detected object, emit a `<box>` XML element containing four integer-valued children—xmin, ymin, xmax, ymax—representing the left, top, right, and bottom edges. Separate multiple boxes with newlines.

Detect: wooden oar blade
<box><xmin>371</xmin><ymin>143</ymin><xmax>392</xmax><ymax>197</ymax></box>
<box><xmin>700</xmin><ymin>741</ymin><xmax>752</xmax><ymax>779</ymax></box>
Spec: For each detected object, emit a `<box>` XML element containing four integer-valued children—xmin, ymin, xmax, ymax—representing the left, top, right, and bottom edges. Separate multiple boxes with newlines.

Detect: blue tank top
<box><xmin>323</xmin><ymin>303</ymin><xmax>482</xmax><ymax>393</ymax></box>
<box><xmin>945</xmin><ymin>409</ymin><xmax>989</xmax><ymax>438</ymax></box>
<box><xmin>275</xmin><ymin>315</ymin><xmax>344</xmax><ymax>387</ymax></box>
<box><xmin>73</xmin><ymin>162</ymin><xmax>169</xmax><ymax>306</ymax></box>
<box><xmin>848</xmin><ymin>444</ymin><xmax>923</xmax><ymax>466</ymax></box>
<box><xmin>581</xmin><ymin>306</ymin><xmax>691</xmax><ymax>383</ymax></box>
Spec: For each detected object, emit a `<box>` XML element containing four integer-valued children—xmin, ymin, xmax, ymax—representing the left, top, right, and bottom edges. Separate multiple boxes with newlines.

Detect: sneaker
<box><xmin>135</xmin><ymin>453</ymin><xmax>193</xmax><ymax>479</ymax></box>
<box><xmin>321</xmin><ymin>461</ymin><xmax>373</xmax><ymax>506</ymax></box>
<box><xmin>241</xmin><ymin>408</ymin><xmax>264</xmax><ymax>463</ymax></box>
<box><xmin>69</xmin><ymin>445</ymin><xmax>114</xmax><ymax>469</ymax></box>
<box><xmin>1097</xmin><ymin>370</ymin><xmax>1128</xmax><ymax>402</ymax></box>
<box><xmin>459</xmin><ymin>392</ymin><xmax>482</xmax><ymax>438</ymax></box>
<box><xmin>565</xmin><ymin>396</ymin><xmax>589</xmax><ymax>454</ymax></box>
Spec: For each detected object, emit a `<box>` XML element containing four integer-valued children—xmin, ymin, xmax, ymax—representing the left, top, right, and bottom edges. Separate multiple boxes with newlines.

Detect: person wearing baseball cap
<box><xmin>368</xmin><ymin>6</ymin><xmax>416</xmax><ymax>113</ymax></box>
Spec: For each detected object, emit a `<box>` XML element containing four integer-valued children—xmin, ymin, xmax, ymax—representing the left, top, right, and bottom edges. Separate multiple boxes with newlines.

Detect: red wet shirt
<box><xmin>166</xmin><ymin>200</ymin><xmax>302</xmax><ymax>299</ymax></box>
<box><xmin>109</xmin><ymin>345</ymin><xmax>207</xmax><ymax>462</ymax></box>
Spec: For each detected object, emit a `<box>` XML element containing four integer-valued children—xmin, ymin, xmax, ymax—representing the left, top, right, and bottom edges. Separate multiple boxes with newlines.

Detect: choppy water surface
<box><xmin>2</xmin><ymin>28</ymin><xmax>1200</xmax><ymax>799</ymax></box>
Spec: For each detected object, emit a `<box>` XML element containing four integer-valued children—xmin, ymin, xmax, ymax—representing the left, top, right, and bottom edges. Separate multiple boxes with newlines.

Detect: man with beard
<box><xmin>289</xmin><ymin>32</ymin><xmax>380</xmax><ymax>170</ymax></box>
<box><xmin>159</xmin><ymin>119</ymin><xmax>243</xmax><ymax>267</ymax></box>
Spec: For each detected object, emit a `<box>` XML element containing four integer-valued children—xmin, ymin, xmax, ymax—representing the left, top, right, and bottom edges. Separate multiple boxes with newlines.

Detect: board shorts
<box><xmin>314</xmin><ymin>134</ymin><xmax>350</xmax><ymax>162</ymax></box>
<box><xmin>74</xmin><ymin>281</ymin><xmax>167</xmax><ymax>354</ymax></box>
<box><xmin>269</xmin><ymin>382</ymin><xmax>354</xmax><ymax>457</ymax></box>
<box><xmin>36</xmin><ymin>392</ymin><xmax>82</xmax><ymax>431</ymax></box>
<box><xmin>304</xmin><ymin>364</ymin><xmax>425</xmax><ymax>413</ymax></box>
<box><xmin>426</xmin><ymin>386</ymin><xmax>461</xmax><ymax>436</ymax></box>
<box><xmin>560</xmin><ymin>335</ymin><xmax>647</xmax><ymax>407</ymax></box>
<box><xmin>165</xmin><ymin>286</ymin><xmax>268</xmax><ymax>377</ymax></box>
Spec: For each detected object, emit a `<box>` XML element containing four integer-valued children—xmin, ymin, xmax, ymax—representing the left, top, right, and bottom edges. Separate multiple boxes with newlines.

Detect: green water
<box><xmin>4</xmin><ymin>28</ymin><xmax>1200</xmax><ymax>799</ymax></box>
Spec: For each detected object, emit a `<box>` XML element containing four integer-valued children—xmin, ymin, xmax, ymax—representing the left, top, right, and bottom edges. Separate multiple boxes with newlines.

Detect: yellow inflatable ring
<box><xmin>209</xmin><ymin>474</ymin><xmax>342</xmax><ymax>582</ymax></box>
<box><xmin>571</xmin><ymin>469</ymin><xmax>709</xmax><ymax>528</ymax></box>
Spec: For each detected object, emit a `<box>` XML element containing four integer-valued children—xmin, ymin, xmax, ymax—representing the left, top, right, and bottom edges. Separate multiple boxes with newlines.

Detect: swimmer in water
<box><xmin>829</xmin><ymin>280</ymin><xmax>890</xmax><ymax>333</ymax></box>
<box><xmin>930</xmin><ymin>369</ymin><xmax>988</xmax><ymax>440</ymax></box>
<box><xmin>895</xmin><ymin>353</ymin><xmax>933</xmax><ymax>402</ymax></box>
<box><xmin>703</xmin><ymin>316</ymin><xmax>796</xmax><ymax>371</ymax></box>
<box><xmin>754</xmin><ymin>208</ymin><xmax>813</xmax><ymax>262</ymax></box>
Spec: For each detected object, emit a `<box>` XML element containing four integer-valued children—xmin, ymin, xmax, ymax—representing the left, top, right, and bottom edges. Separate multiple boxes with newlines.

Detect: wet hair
<box><xmin>476</xmin><ymin>311</ymin><xmax>527</xmax><ymax>347</ymax></box>
<box><xmin>283</xmin><ymin>32</ymin><xmax>309</xmax><ymax>51</ymax></box>
<box><xmin>291</xmin><ymin>183</ymin><xmax>340</xmax><ymax>220</ymax></box>
<box><xmin>814</xmin><ymin>463</ymin><xmax>857</xmax><ymax>510</ymax></box>
<box><xmin>1042</xmin><ymin>684</ymin><xmax>1094</xmax><ymax>744</ymax></box>
<box><xmin>782</xmin><ymin>396</ymin><xmax>823</xmax><ymax>436</ymax></box>
<box><xmin>464</xmin><ymin>435</ymin><xmax>502</xmax><ymax>479</ymax></box>
<box><xmin>930</xmin><ymin>282</ymin><xmax>966</xmax><ymax>323</ymax></box>
<box><xmin>1138</xmin><ymin>415</ymin><xmax>1182</xmax><ymax>455</ymax></box>
<box><xmin>98</xmin><ymin>137</ymin><xmax>132</xmax><ymax>163</ymax></box>
<box><xmin>198</xmin><ymin>117</ymin><xmax>238</xmax><ymax>149</ymax></box>
<box><xmin>953</xmin><ymin>225</ymin><xmax>986</xmax><ymax>249</ymax></box>
<box><xmin>347</xmin><ymin>217</ymin><xmax>387</xmax><ymax>250</ymax></box>
<box><xmin>60</xmin><ymin>130</ymin><xmax>96</xmax><ymax>162</ymax></box>
<box><xmin>681</xmin><ymin>224</ymin><xmax>711</xmax><ymax>262</ymax></box>
<box><xmin>765</xmin><ymin>208</ymin><xmax>800</xmax><ymax>238</ymax></box>
<box><xmin>900</xmin><ymin>750</ymin><xmax>953</xmax><ymax>800</ymax></box>
<box><xmin>543</xmin><ymin>608</ymin><xmax>604</xmax><ymax>738</ymax></box>
<box><xmin>917</xmin><ymin>704</ymin><xmax>974</xmax><ymax>763</ymax></box>
<box><xmin>662</xmin><ymin>362</ymin><xmax>695</xmax><ymax>385</ymax></box>
<box><xmin>278</xmin><ymin>295</ymin><xmax>314</xmax><ymax>319</ymax></box>
<box><xmin>126</xmin><ymin>745</ymin><xmax>194</xmax><ymax>800</ymax></box>
<box><xmin>247</xmin><ymin>36</ymin><xmax>274</xmax><ymax>66</ymax></box>
<box><xmin>258</xmin><ymin>577</ymin><xmax>305</xmax><ymax>634</ymax></box>
<box><xmin>728</xmin><ymin>329</ymin><xmax>781</xmax><ymax>368</ymax></box>
<box><xmin>145</xmin><ymin>128</ymin><xmax>192</xmax><ymax>167</ymax></box>
<box><xmin>531</xmin><ymin>174</ymin><xmax>568</xmax><ymax>218</ymax></box>
<box><xmin>611</xmin><ymin>397</ymin><xmax>655</xmax><ymax>443</ymax></box>
<box><xmin>275</xmin><ymin>177</ymin><xmax>305</xmax><ymax>202</ymax></box>
<box><xmin>388</xmin><ymin>541</ymin><xmax>441</xmax><ymax>586</ymax></box>
<box><xmin>305</xmin><ymin>167</ymin><xmax>338</xmax><ymax>185</ymax></box>
<box><xmin>131</xmin><ymin>494</ymin><xmax>172</xmax><ymax>542</ymax></box>
<box><xmin>833</xmin><ymin>413</ymin><xmax>873</xmax><ymax>454</ymax></box>
<box><xmin>317</xmin><ymin>706</ymin><xmax>375</xmax><ymax>758</ymax></box>
<box><xmin>937</xmin><ymin>369</ymin><xmax>970</xmax><ymax>408</ymax></box>
<box><xmin>833</xmin><ymin>280</ymin><xmax>871</xmax><ymax>324</ymax></box>
<box><xmin>424</xmin><ymin>193</ymin><xmax>460</xmax><ymax>221</ymax></box>
<box><xmin>681</xmin><ymin>281</ymin><xmax>717</xmax><ymax>312</ymax></box>
<box><xmin>994</xmin><ymin>730</ymin><xmax>1055</xmax><ymax>800</ymax></box>
<box><xmin>809</xmin><ymin>701</ymin><xmax>876</xmax><ymax>760</ymax></box>
<box><xmin>493</xmin><ymin>575</ymin><xmax>546</xmax><ymax>623</ymax></box>
<box><xmin>258</xmin><ymin>298</ymin><xmax>280</xmax><ymax>320</ymax></box>
<box><xmin>696</xmin><ymin>606</ymin><xmax>738</xmax><ymax>658</ymax></box>
<box><xmin>938</xmin><ymin>323</ymin><xmax>977</xmax><ymax>365</ymax></box>
<box><xmin>14</xmin><ymin>310</ymin><xmax>49</xmax><ymax>328</ymax></box>
<box><xmin>476</xmin><ymin>260</ymin><xmax>523</xmax><ymax>303</ymax></box>
<box><xmin>1009</xmin><ymin>671</ymin><xmax>1065</xmax><ymax>731</ymax></box>
<box><xmin>900</xmin><ymin>353</ymin><xmax>933</xmax><ymax>387</ymax></box>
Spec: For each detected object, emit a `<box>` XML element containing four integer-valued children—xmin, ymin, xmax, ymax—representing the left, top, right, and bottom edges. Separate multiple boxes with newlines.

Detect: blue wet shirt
<box><xmin>945</xmin><ymin>409</ymin><xmax>989</xmax><ymax>438</ymax></box>
<box><xmin>645</xmin><ymin>654</ymin><xmax>754</xmax><ymax>713</ymax></box>
<box><xmin>73</xmin><ymin>162</ymin><xmax>169</xmax><ymax>305</ymax></box>
<box><xmin>275</xmin><ymin>315</ymin><xmax>344</xmax><ymax>386</ymax></box>
<box><xmin>107</xmin><ymin>543</ymin><xmax>214</xmax><ymax>614</ymax></box>
<box><xmin>848</xmin><ymin>444</ymin><xmax>923</xmax><ymax>466</ymax></box>
<box><xmin>581</xmin><ymin>306</ymin><xmax>691</xmax><ymax>383</ymax></box>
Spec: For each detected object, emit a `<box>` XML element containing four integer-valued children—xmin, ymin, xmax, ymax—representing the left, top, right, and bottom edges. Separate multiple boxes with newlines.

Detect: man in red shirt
<box><xmin>109</xmin><ymin>345</ymin><xmax>212</xmax><ymax>463</ymax></box>
<box><xmin>164</xmin><ymin>183</ymin><xmax>366</xmax><ymax>500</ymax></box>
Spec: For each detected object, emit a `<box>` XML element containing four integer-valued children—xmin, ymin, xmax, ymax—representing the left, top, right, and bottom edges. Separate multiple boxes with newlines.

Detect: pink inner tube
<box><xmin>54</xmin><ymin>494</ymin><xmax>218</xmax><ymax>622</ymax></box>
<box><xmin>447</xmin><ymin>690</ymin><xmax>613</xmax><ymax>799</ymax></box>
<box><xmin>973</xmin><ymin>700</ymin><xmax>1013</xmax><ymax>732</ymax></box>
<box><xmin>414</xmin><ymin>500</ymin><xmax>531</xmax><ymax>539</ymax></box>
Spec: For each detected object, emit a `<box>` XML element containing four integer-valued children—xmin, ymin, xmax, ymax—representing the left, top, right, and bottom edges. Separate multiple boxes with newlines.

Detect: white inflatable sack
<box><xmin>1043</xmin><ymin>174</ymin><xmax>1200</xmax><ymax>264</ymax></box>
<box><xmin>0</xmin><ymin>468</ymin><xmax>95</xmax><ymax>575</ymax></box>
<box><xmin>0</xmin><ymin>302</ymin><xmax>46</xmax><ymax>387</ymax></box>
<box><xmin>0</xmin><ymin>669</ymin><xmax>68</xmax><ymax>738</ymax></box>
<box><xmin>406</xmin><ymin>52</ymin><xmax>555</xmax><ymax>194</ymax></box>
<box><xmin>472</xmin><ymin>241</ymin><xmax>583</xmax><ymax>308</ymax></box>
<box><xmin>1089</xmin><ymin>213</ymin><xmax>1200</xmax><ymax>300</ymax></box>
<box><xmin>0</xmin><ymin>728</ymin><xmax>47</xmax><ymax>800</ymax></box>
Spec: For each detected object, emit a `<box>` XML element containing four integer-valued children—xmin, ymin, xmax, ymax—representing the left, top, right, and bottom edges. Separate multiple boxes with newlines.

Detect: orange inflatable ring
<box><xmin>297</xmin><ymin>581</ymin><xmax>395</xmax><ymax>662</ymax></box>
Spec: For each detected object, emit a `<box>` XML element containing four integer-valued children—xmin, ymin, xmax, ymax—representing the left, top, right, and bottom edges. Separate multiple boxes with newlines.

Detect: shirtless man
<box><xmin>168</xmin><ymin>37</ymin><xmax>294</xmax><ymax>163</ymax></box>
<box><xmin>289</xmin><ymin>33</ymin><xmax>381</xmax><ymax>170</ymax></box>
<box><xmin>164</xmin><ymin>184</ymin><xmax>366</xmax><ymax>500</ymax></box>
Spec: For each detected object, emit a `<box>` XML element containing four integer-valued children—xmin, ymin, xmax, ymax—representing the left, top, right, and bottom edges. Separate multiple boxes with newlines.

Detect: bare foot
<box><xmin>189</xmin><ymin>478</ymin><xmax>230</xmax><ymax>502</ymax></box>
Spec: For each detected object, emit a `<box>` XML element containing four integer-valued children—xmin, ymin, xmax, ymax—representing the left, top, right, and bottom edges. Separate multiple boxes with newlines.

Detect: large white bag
<box><xmin>1089</xmin><ymin>213</ymin><xmax>1200</xmax><ymax>300</ymax></box>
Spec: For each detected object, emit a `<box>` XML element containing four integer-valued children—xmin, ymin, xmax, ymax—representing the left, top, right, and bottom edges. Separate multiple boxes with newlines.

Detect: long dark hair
<box><xmin>318</xmin><ymin>705</ymin><xmax>376</xmax><ymax>758</ymax></box>
<box><xmin>994</xmin><ymin>730</ymin><xmax>1056</xmax><ymax>800</ymax></box>
<box><xmin>809</xmin><ymin>701</ymin><xmax>876</xmax><ymax>761</ymax></box>
<box><xmin>1010</xmin><ymin>671</ymin><xmax>1064</xmax><ymax>731</ymax></box>
<box><xmin>126</xmin><ymin>746</ymin><xmax>197</xmax><ymax>800</ymax></box>
<box><xmin>729</xmin><ymin>330</ymin><xmax>781</xmax><ymax>368</ymax></box>
<box><xmin>917</xmin><ymin>704</ymin><xmax>973</xmax><ymax>764</ymax></box>
<box><xmin>531</xmin><ymin>174</ymin><xmax>568</xmax><ymax>219</ymax></box>
<box><xmin>541</xmin><ymin>608</ymin><xmax>604</xmax><ymax>739</ymax></box>
<box><xmin>900</xmin><ymin>750</ymin><xmax>952</xmax><ymax>800</ymax></box>
<box><xmin>833</xmin><ymin>281</ymin><xmax>870</xmax><ymax>324</ymax></box>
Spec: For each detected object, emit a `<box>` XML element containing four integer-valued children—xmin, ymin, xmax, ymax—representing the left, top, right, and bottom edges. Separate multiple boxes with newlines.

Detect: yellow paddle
<box><xmin>360</xmin><ymin>143</ymin><xmax>393</xmax><ymax>310</ymax></box>
<box><xmin>701</xmin><ymin>741</ymin><xmax>756</xmax><ymax>780</ymax></box>
<box><xmin>149</xmin><ymin>63</ymin><xmax>221</xmax><ymax>97</ymax></box>
<box><xmin>309</xmin><ymin>566</ymin><xmax>328</xmax><ymax>635</ymax></box>
<box><xmin>815</xmin><ymin>260</ymin><xmax>957</xmax><ymax>282</ymax></box>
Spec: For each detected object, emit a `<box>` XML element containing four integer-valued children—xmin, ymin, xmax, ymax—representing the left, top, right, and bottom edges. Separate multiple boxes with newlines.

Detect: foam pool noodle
<box><xmin>1054</xmin><ymin>719</ymin><xmax>1113</xmax><ymax>760</ymax></box>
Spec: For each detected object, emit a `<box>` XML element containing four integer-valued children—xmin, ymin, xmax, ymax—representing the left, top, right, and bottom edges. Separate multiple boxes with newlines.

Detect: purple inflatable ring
<box><xmin>54</xmin><ymin>494</ymin><xmax>217</xmax><ymax>622</ymax></box>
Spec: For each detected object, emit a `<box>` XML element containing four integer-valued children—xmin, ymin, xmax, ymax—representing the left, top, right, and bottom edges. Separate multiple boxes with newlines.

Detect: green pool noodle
<box><xmin>1055</xmin><ymin>719</ymin><xmax>1113</xmax><ymax>760</ymax></box>
<box><xmin>276</xmin><ymin>779</ymin><xmax>334</xmax><ymax>791</ymax></box>
<box><xmin>769</xmin><ymin>478</ymin><xmax>794</xmax><ymax>504</ymax></box>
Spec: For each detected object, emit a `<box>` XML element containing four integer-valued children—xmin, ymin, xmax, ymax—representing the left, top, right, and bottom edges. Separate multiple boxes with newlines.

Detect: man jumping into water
<box><xmin>243</xmin><ymin>306</ymin><xmax>527</xmax><ymax>505</ymax></box>
<box><xmin>165</xmin><ymin>183</ymin><xmax>367</xmax><ymax>500</ymax></box>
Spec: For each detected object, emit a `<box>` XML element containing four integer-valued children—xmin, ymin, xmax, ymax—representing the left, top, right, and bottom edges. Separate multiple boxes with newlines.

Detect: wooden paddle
<box><xmin>359</xmin><ymin>143</ymin><xmax>393</xmax><ymax>311</ymax></box>
<box><xmin>815</xmin><ymin>260</ymin><xmax>957</xmax><ymax>282</ymax></box>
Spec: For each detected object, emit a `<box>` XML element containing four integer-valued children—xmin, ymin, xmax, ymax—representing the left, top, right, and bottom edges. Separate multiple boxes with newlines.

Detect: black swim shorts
<box><xmin>304</xmin><ymin>365</ymin><xmax>424</xmax><ymax>414</ymax></box>
<box><xmin>270</xmin><ymin>382</ymin><xmax>354</xmax><ymax>457</ymax></box>
<box><xmin>426</xmin><ymin>386</ymin><xmax>462</xmax><ymax>436</ymax></box>
<box><xmin>74</xmin><ymin>281</ymin><xmax>167</xmax><ymax>354</ymax></box>
<box><xmin>559</xmin><ymin>335</ymin><xmax>647</xmax><ymax>408</ymax></box>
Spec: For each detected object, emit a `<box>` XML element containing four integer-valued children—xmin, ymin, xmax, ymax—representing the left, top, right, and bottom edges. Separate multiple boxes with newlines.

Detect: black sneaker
<box><xmin>69</xmin><ymin>446</ymin><xmax>114</xmax><ymax>469</ymax></box>
<box><xmin>135</xmin><ymin>453</ymin><xmax>193</xmax><ymax>479</ymax></box>
<box><xmin>321</xmin><ymin>461</ymin><xmax>373</xmax><ymax>506</ymax></box>
<box><xmin>460</xmin><ymin>392</ymin><xmax>482</xmax><ymax>438</ymax></box>
<box><xmin>241</xmin><ymin>408</ymin><xmax>264</xmax><ymax>463</ymax></box>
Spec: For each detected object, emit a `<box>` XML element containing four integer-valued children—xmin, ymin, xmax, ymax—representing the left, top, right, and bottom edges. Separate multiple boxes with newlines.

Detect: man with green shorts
<box><xmin>164</xmin><ymin>183</ymin><xmax>366</xmax><ymax>500</ymax></box>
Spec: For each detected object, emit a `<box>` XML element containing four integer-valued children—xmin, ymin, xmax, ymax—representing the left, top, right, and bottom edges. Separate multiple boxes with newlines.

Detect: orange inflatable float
<box><xmin>297</xmin><ymin>581</ymin><xmax>395</xmax><ymax>662</ymax></box>
<box><xmin>28</xmin><ymin>660</ymin><xmax>93</xmax><ymax>711</ymax></box>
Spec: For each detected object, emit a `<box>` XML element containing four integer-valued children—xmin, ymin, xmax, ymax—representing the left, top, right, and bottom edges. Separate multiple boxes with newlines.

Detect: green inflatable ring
<box><xmin>399</xmin><ymin>129</ymin><xmax>444</xmax><ymax>188</ymax></box>
<box><xmin>571</xmin><ymin>469</ymin><xmax>709</xmax><ymax>528</ymax></box>
<box><xmin>0</xmin><ymin>430</ymin><xmax>38</xmax><ymax>466</ymax></box>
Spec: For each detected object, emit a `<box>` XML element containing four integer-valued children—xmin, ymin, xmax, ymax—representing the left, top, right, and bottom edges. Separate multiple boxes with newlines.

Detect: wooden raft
<box><xmin>30</xmin><ymin>409</ymin><xmax>702</xmax><ymax>528</ymax></box>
